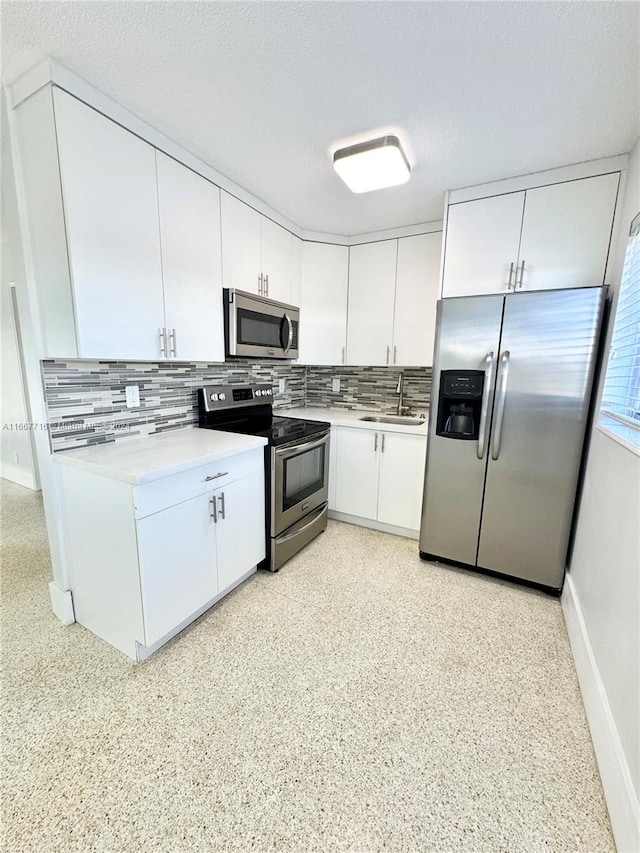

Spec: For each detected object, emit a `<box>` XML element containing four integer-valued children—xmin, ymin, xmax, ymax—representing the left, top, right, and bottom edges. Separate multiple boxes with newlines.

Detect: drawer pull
<box><xmin>205</xmin><ymin>472</ymin><xmax>229</xmax><ymax>481</ymax></box>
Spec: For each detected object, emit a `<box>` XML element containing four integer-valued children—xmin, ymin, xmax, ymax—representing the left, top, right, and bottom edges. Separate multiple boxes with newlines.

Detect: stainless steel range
<box><xmin>198</xmin><ymin>384</ymin><xmax>330</xmax><ymax>571</ymax></box>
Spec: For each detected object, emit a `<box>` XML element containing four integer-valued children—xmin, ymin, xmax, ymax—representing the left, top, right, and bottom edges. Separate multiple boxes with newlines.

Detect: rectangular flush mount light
<box><xmin>333</xmin><ymin>135</ymin><xmax>411</xmax><ymax>193</ymax></box>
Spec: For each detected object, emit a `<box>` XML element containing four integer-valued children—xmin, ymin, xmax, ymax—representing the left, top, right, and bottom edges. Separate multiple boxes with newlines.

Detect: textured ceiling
<box><xmin>2</xmin><ymin>1</ymin><xmax>639</xmax><ymax>235</ymax></box>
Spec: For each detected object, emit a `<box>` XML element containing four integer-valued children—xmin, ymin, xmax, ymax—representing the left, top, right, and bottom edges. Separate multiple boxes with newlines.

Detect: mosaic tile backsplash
<box><xmin>43</xmin><ymin>359</ymin><xmax>432</xmax><ymax>451</ymax></box>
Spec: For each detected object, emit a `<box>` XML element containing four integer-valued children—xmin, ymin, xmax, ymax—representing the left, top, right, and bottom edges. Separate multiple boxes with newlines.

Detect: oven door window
<box><xmin>282</xmin><ymin>445</ymin><xmax>326</xmax><ymax>509</ymax></box>
<box><xmin>237</xmin><ymin>308</ymin><xmax>285</xmax><ymax>349</ymax></box>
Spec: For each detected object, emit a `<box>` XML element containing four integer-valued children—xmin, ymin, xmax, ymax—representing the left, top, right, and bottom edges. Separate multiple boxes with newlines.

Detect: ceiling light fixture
<box><xmin>333</xmin><ymin>135</ymin><xmax>411</xmax><ymax>194</ymax></box>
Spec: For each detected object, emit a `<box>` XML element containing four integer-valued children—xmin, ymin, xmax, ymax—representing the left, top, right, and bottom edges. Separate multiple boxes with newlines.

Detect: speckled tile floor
<box><xmin>1</xmin><ymin>478</ymin><xmax>614</xmax><ymax>852</ymax></box>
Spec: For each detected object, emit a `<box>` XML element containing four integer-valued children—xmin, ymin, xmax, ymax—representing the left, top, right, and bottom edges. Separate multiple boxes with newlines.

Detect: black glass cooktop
<box><xmin>201</xmin><ymin>412</ymin><xmax>329</xmax><ymax>447</ymax></box>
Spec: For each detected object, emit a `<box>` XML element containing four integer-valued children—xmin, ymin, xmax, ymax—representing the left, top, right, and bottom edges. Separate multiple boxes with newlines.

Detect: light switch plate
<box><xmin>279</xmin><ymin>379</ymin><xmax>286</xmax><ymax>393</ymax></box>
<box><xmin>332</xmin><ymin>377</ymin><xmax>341</xmax><ymax>393</ymax></box>
<box><xmin>125</xmin><ymin>385</ymin><xmax>140</xmax><ymax>408</ymax></box>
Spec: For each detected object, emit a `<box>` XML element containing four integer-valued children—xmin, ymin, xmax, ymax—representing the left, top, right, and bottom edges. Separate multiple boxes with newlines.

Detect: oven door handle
<box><xmin>281</xmin><ymin>313</ymin><xmax>294</xmax><ymax>354</ymax></box>
<box><xmin>275</xmin><ymin>430</ymin><xmax>330</xmax><ymax>460</ymax></box>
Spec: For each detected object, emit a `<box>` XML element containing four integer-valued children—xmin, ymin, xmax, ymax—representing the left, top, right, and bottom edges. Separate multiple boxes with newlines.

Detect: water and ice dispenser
<box><xmin>435</xmin><ymin>370</ymin><xmax>484</xmax><ymax>440</ymax></box>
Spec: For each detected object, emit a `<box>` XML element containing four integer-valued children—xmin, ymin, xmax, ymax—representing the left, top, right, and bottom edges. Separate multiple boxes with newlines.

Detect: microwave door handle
<box><xmin>281</xmin><ymin>313</ymin><xmax>293</xmax><ymax>354</ymax></box>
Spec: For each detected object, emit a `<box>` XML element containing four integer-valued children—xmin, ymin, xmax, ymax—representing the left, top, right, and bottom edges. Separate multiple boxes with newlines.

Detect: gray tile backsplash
<box><xmin>43</xmin><ymin>360</ymin><xmax>431</xmax><ymax>451</ymax></box>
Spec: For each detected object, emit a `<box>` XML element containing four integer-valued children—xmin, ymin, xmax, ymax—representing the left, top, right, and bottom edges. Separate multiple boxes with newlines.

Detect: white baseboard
<box><xmin>328</xmin><ymin>510</ymin><xmax>419</xmax><ymax>540</ymax></box>
<box><xmin>562</xmin><ymin>574</ymin><xmax>640</xmax><ymax>853</ymax></box>
<box><xmin>48</xmin><ymin>582</ymin><xmax>75</xmax><ymax>625</ymax></box>
<box><xmin>1</xmin><ymin>462</ymin><xmax>37</xmax><ymax>490</ymax></box>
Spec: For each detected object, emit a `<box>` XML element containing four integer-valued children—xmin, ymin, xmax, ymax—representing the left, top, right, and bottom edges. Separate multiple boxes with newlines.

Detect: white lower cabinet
<box><xmin>137</xmin><ymin>491</ymin><xmax>218</xmax><ymax>646</ymax></box>
<box><xmin>333</xmin><ymin>426</ymin><xmax>427</xmax><ymax>535</ymax></box>
<box><xmin>58</xmin><ymin>447</ymin><xmax>265</xmax><ymax>660</ymax></box>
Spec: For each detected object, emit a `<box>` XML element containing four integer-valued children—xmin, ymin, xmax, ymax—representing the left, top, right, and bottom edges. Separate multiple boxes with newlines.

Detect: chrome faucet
<box><xmin>395</xmin><ymin>372</ymin><xmax>409</xmax><ymax>416</ymax></box>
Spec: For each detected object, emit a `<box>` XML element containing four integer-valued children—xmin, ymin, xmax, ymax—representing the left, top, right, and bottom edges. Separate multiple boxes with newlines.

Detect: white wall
<box><xmin>564</xmin><ymin>137</ymin><xmax>640</xmax><ymax>852</ymax></box>
<box><xmin>1</xmin><ymin>94</ymin><xmax>37</xmax><ymax>490</ymax></box>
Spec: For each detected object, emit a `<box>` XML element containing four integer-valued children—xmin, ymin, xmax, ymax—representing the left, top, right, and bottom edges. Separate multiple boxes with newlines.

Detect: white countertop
<box><xmin>282</xmin><ymin>407</ymin><xmax>429</xmax><ymax>436</ymax></box>
<box><xmin>54</xmin><ymin>428</ymin><xmax>267</xmax><ymax>485</ymax></box>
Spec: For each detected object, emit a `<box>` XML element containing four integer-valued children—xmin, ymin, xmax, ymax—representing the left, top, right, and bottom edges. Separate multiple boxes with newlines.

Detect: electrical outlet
<box><xmin>332</xmin><ymin>377</ymin><xmax>341</xmax><ymax>393</ymax></box>
<box><xmin>278</xmin><ymin>378</ymin><xmax>286</xmax><ymax>394</ymax></box>
<box><xmin>125</xmin><ymin>385</ymin><xmax>140</xmax><ymax>408</ymax></box>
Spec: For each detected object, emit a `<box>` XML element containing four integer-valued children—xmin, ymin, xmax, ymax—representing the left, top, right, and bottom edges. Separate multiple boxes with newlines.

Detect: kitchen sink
<box><xmin>359</xmin><ymin>415</ymin><xmax>424</xmax><ymax>425</ymax></box>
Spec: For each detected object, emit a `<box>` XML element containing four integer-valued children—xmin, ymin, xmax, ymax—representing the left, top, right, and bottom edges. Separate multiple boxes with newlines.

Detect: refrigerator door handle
<box><xmin>477</xmin><ymin>351</ymin><xmax>495</xmax><ymax>460</ymax></box>
<box><xmin>491</xmin><ymin>350</ymin><xmax>511</xmax><ymax>461</ymax></box>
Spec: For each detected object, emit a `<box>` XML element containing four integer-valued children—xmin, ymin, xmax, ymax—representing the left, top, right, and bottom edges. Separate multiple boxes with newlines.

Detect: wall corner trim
<box><xmin>48</xmin><ymin>582</ymin><xmax>75</xmax><ymax>626</ymax></box>
<box><xmin>562</xmin><ymin>573</ymin><xmax>640</xmax><ymax>853</ymax></box>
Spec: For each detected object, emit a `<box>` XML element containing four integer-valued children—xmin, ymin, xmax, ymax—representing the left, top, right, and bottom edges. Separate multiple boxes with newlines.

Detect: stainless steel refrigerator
<box><xmin>419</xmin><ymin>287</ymin><xmax>605</xmax><ymax>592</ymax></box>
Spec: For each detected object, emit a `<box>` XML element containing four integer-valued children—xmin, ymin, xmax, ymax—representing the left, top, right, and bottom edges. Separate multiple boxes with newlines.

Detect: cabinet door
<box><xmin>393</xmin><ymin>233</ymin><xmax>442</xmax><ymax>366</ymax></box>
<box><xmin>377</xmin><ymin>432</ymin><xmax>427</xmax><ymax>531</ymax></box>
<box><xmin>300</xmin><ymin>242</ymin><xmax>349</xmax><ymax>365</ymax></box>
<box><xmin>137</xmin><ymin>492</ymin><xmax>217</xmax><ymax>646</ymax></box>
<box><xmin>517</xmin><ymin>173</ymin><xmax>620</xmax><ymax>291</ymax></box>
<box><xmin>261</xmin><ymin>217</ymin><xmax>292</xmax><ymax>303</ymax></box>
<box><xmin>333</xmin><ymin>427</ymin><xmax>380</xmax><ymax>519</ymax></box>
<box><xmin>221</xmin><ymin>192</ymin><xmax>262</xmax><ymax>294</ymax></box>
<box><xmin>54</xmin><ymin>89</ymin><xmax>165</xmax><ymax>359</ymax></box>
<box><xmin>291</xmin><ymin>236</ymin><xmax>303</xmax><ymax>307</ymax></box>
<box><xmin>346</xmin><ymin>241</ymin><xmax>397</xmax><ymax>365</ymax></box>
<box><xmin>214</xmin><ymin>471</ymin><xmax>265</xmax><ymax>593</ymax></box>
<box><xmin>156</xmin><ymin>152</ymin><xmax>224</xmax><ymax>362</ymax></box>
<box><xmin>442</xmin><ymin>193</ymin><xmax>524</xmax><ymax>298</ymax></box>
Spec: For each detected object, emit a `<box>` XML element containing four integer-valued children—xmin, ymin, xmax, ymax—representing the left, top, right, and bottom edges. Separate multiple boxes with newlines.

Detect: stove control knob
<box><xmin>219</xmin><ymin>393</ymin><xmax>226</xmax><ymax>401</ymax></box>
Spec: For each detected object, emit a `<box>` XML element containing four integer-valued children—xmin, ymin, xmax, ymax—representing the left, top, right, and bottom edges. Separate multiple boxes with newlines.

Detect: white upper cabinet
<box><xmin>442</xmin><ymin>172</ymin><xmax>620</xmax><ymax>298</ymax></box>
<box><xmin>156</xmin><ymin>152</ymin><xmax>224</xmax><ymax>362</ymax></box>
<box><xmin>442</xmin><ymin>193</ymin><xmax>525</xmax><ymax>298</ymax></box>
<box><xmin>393</xmin><ymin>232</ymin><xmax>442</xmax><ymax>366</ymax></box>
<box><xmin>54</xmin><ymin>89</ymin><xmax>165</xmax><ymax>359</ymax></box>
<box><xmin>346</xmin><ymin>234</ymin><xmax>442</xmax><ymax>367</ymax></box>
<box><xmin>220</xmin><ymin>191</ymin><xmax>262</xmax><ymax>295</ymax></box>
<box><xmin>516</xmin><ymin>174</ymin><xmax>620</xmax><ymax>291</ymax></box>
<box><xmin>221</xmin><ymin>191</ymin><xmax>293</xmax><ymax>303</ymax></box>
<box><xmin>347</xmin><ymin>240</ymin><xmax>398</xmax><ymax>366</ymax></box>
<box><xmin>260</xmin><ymin>217</ymin><xmax>293</xmax><ymax>304</ymax></box>
<box><xmin>299</xmin><ymin>242</ymin><xmax>349</xmax><ymax>365</ymax></box>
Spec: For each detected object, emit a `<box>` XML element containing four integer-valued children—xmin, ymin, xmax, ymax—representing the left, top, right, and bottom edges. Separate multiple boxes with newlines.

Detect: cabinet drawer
<box><xmin>134</xmin><ymin>447</ymin><xmax>264</xmax><ymax>518</ymax></box>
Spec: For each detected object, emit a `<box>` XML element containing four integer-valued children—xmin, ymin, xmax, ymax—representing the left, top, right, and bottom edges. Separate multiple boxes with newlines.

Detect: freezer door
<box><xmin>477</xmin><ymin>287</ymin><xmax>605</xmax><ymax>588</ymax></box>
<box><xmin>420</xmin><ymin>295</ymin><xmax>504</xmax><ymax>565</ymax></box>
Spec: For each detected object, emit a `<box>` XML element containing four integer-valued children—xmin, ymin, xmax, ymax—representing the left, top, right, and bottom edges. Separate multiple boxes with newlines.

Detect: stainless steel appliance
<box><xmin>419</xmin><ymin>287</ymin><xmax>606</xmax><ymax>592</ymax></box>
<box><xmin>224</xmin><ymin>289</ymin><xmax>299</xmax><ymax>359</ymax></box>
<box><xmin>198</xmin><ymin>384</ymin><xmax>329</xmax><ymax>571</ymax></box>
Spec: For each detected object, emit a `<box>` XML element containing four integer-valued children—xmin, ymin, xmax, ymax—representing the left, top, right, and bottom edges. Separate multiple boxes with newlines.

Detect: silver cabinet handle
<box><xmin>342</xmin><ymin>346</ymin><xmax>345</xmax><ymax>364</ymax></box>
<box><xmin>264</xmin><ymin>274</ymin><xmax>269</xmax><ymax>297</ymax></box>
<box><xmin>169</xmin><ymin>328</ymin><xmax>177</xmax><ymax>357</ymax></box>
<box><xmin>477</xmin><ymin>351</ymin><xmax>495</xmax><ymax>460</ymax></box>
<box><xmin>491</xmin><ymin>350</ymin><xmax>511</xmax><ymax>461</ymax></box>
<box><xmin>374</xmin><ymin>432</ymin><xmax>378</xmax><ymax>452</ymax></box>
<box><xmin>159</xmin><ymin>328</ymin><xmax>166</xmax><ymax>358</ymax></box>
<box><xmin>282</xmin><ymin>313</ymin><xmax>293</xmax><ymax>354</ymax></box>
<box><xmin>507</xmin><ymin>262</ymin><xmax>515</xmax><ymax>290</ymax></box>
<box><xmin>516</xmin><ymin>260</ymin><xmax>525</xmax><ymax>289</ymax></box>
<box><xmin>205</xmin><ymin>471</ymin><xmax>228</xmax><ymax>481</ymax></box>
<box><xmin>393</xmin><ymin>346</ymin><xmax>397</xmax><ymax>364</ymax></box>
<box><xmin>258</xmin><ymin>273</ymin><xmax>263</xmax><ymax>295</ymax></box>
<box><xmin>209</xmin><ymin>496</ymin><xmax>217</xmax><ymax>523</ymax></box>
<box><xmin>386</xmin><ymin>346</ymin><xmax>390</xmax><ymax>365</ymax></box>
<box><xmin>217</xmin><ymin>491</ymin><xmax>226</xmax><ymax>520</ymax></box>
<box><xmin>381</xmin><ymin>434</ymin><xmax>385</xmax><ymax>453</ymax></box>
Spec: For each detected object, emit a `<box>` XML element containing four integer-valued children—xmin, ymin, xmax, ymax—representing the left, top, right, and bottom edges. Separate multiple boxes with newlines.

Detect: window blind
<box><xmin>601</xmin><ymin>215</ymin><xmax>640</xmax><ymax>428</ymax></box>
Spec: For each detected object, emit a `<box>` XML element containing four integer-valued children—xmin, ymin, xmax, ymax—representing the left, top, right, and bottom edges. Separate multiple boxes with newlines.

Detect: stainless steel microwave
<box><xmin>224</xmin><ymin>289</ymin><xmax>299</xmax><ymax>360</ymax></box>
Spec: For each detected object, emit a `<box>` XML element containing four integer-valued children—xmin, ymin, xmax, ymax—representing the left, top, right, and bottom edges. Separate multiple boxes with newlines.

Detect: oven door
<box><xmin>272</xmin><ymin>430</ymin><xmax>330</xmax><ymax>536</ymax></box>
